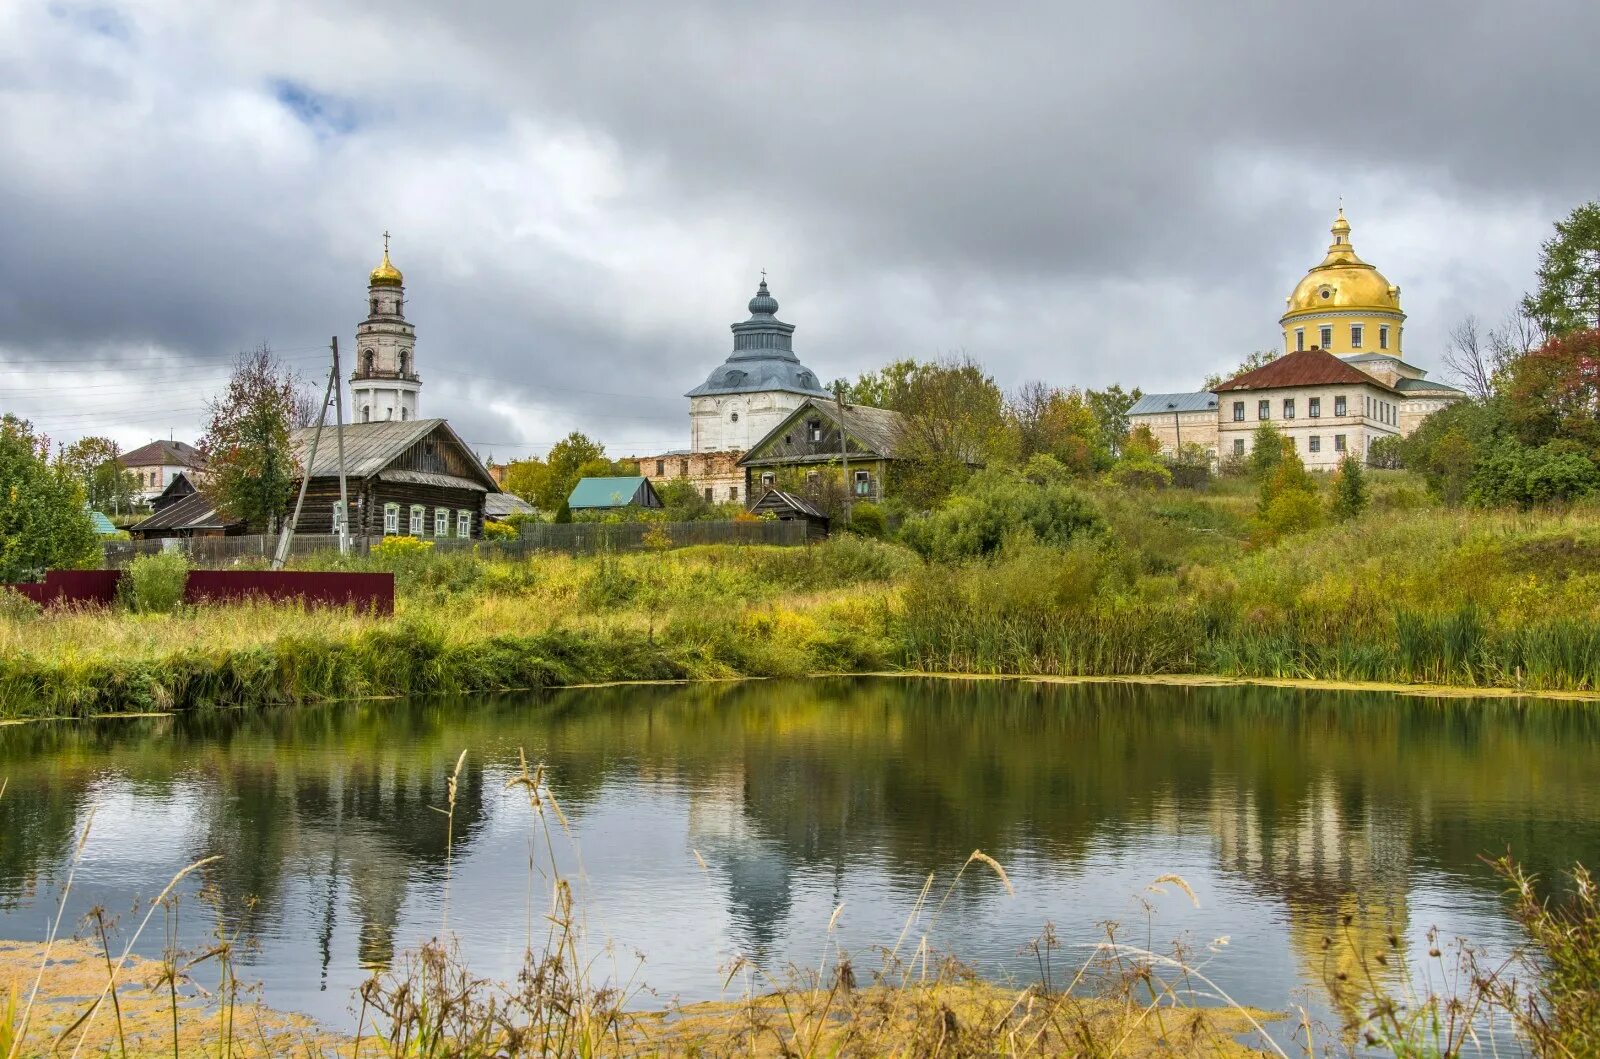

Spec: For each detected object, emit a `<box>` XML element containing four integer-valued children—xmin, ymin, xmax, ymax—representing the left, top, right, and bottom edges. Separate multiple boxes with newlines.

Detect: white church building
<box><xmin>351</xmin><ymin>235</ymin><xmax>422</xmax><ymax>423</ymax></box>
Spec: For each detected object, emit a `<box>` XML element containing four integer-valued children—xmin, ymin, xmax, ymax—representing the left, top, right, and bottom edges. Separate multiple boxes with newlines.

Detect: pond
<box><xmin>2</xmin><ymin>677</ymin><xmax>1597</xmax><ymax>1045</ymax></box>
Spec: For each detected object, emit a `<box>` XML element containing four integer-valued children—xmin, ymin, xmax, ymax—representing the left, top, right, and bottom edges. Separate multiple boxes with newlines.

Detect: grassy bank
<box><xmin>6</xmin><ymin>478</ymin><xmax>1600</xmax><ymax>718</ymax></box>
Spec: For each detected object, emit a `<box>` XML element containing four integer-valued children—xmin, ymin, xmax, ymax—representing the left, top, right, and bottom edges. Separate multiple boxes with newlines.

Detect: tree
<box><xmin>1085</xmin><ymin>385</ymin><xmax>1141</xmax><ymax>457</ymax></box>
<box><xmin>1523</xmin><ymin>202</ymin><xmax>1600</xmax><ymax>334</ymax></box>
<box><xmin>536</xmin><ymin>432</ymin><xmax>631</xmax><ymax>512</ymax></box>
<box><xmin>1007</xmin><ymin>381</ymin><xmax>1108</xmax><ymax>474</ymax></box>
<box><xmin>200</xmin><ymin>346</ymin><xmax>302</xmax><ymax>529</ymax></box>
<box><xmin>57</xmin><ymin>436</ymin><xmax>138</xmax><ymax>514</ymax></box>
<box><xmin>1330</xmin><ymin>454</ymin><xmax>1369</xmax><ymax>521</ymax></box>
<box><xmin>1108</xmin><ymin>425</ymin><xmax>1171</xmax><ymax>488</ymax></box>
<box><xmin>1502</xmin><ymin>328</ymin><xmax>1600</xmax><ymax>453</ymax></box>
<box><xmin>1247</xmin><ymin>423</ymin><xmax>1287</xmax><ymax>483</ymax></box>
<box><xmin>0</xmin><ymin>415</ymin><xmax>100</xmax><ymax>580</ymax></box>
<box><xmin>1367</xmin><ymin>435</ymin><xmax>1405</xmax><ymax>470</ymax></box>
<box><xmin>1443</xmin><ymin>312</ymin><xmax>1541</xmax><ymax>401</ymax></box>
<box><xmin>1256</xmin><ymin>442</ymin><xmax>1322</xmax><ymax>538</ymax></box>
<box><xmin>500</xmin><ymin>458</ymin><xmax>551</xmax><ymax>509</ymax></box>
<box><xmin>1204</xmin><ymin>349</ymin><xmax>1280</xmax><ymax>391</ymax></box>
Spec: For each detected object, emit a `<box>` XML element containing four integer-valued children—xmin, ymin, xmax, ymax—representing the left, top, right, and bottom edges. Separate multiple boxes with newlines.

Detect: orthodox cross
<box><xmin>383</xmin><ymin>230</ymin><xmax>391</xmax><ymax>255</ymax></box>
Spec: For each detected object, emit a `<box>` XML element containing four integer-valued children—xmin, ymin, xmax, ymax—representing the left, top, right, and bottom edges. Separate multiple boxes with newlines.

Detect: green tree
<box><xmin>200</xmin><ymin>346</ymin><xmax>302</xmax><ymax>529</ymax></box>
<box><xmin>1085</xmin><ymin>384</ymin><xmax>1141</xmax><ymax>456</ymax></box>
<box><xmin>1108</xmin><ymin>425</ymin><xmax>1171</xmax><ymax>489</ymax></box>
<box><xmin>1330</xmin><ymin>454</ymin><xmax>1369</xmax><ymax>521</ymax></box>
<box><xmin>501</xmin><ymin>458</ymin><xmax>551</xmax><ymax>509</ymax></box>
<box><xmin>1247</xmin><ymin>423</ymin><xmax>1287</xmax><ymax>483</ymax></box>
<box><xmin>536</xmin><ymin>432</ymin><xmax>634</xmax><ymax>512</ymax></box>
<box><xmin>0</xmin><ymin>415</ymin><xmax>100</xmax><ymax>580</ymax></box>
<box><xmin>1007</xmin><ymin>381</ymin><xmax>1108</xmax><ymax>474</ymax></box>
<box><xmin>57</xmin><ymin>436</ymin><xmax>139</xmax><ymax>514</ymax></box>
<box><xmin>1366</xmin><ymin>434</ymin><xmax>1405</xmax><ymax>470</ymax></box>
<box><xmin>1502</xmin><ymin>328</ymin><xmax>1600</xmax><ymax>453</ymax></box>
<box><xmin>1523</xmin><ymin>202</ymin><xmax>1600</xmax><ymax>334</ymax></box>
<box><xmin>1467</xmin><ymin>440</ymin><xmax>1600</xmax><ymax>509</ymax></box>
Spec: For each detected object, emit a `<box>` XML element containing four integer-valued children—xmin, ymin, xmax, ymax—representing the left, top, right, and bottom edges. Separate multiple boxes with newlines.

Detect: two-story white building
<box><xmin>1212</xmin><ymin>349</ymin><xmax>1402</xmax><ymax>467</ymax></box>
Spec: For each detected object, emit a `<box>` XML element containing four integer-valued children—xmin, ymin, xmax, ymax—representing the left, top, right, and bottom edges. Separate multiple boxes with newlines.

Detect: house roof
<box><xmin>288</xmin><ymin>418</ymin><xmax>498</xmax><ymax>489</ymax></box>
<box><xmin>127</xmin><ymin>489</ymin><xmax>242</xmax><ymax>534</ymax></box>
<box><xmin>89</xmin><ymin>512</ymin><xmax>119</xmax><ymax>535</ymax></box>
<box><xmin>750</xmin><ymin>488</ymin><xmax>827</xmax><ymax>519</ymax></box>
<box><xmin>1393</xmin><ymin>376</ymin><xmax>1467</xmax><ymax>395</ymax></box>
<box><xmin>120</xmin><ymin>439</ymin><xmax>203</xmax><ymax>469</ymax></box>
<box><xmin>568</xmin><ymin>476</ymin><xmax>651</xmax><ymax>509</ymax></box>
<box><xmin>685</xmin><ymin>279</ymin><xmax>833</xmax><ymax>400</ymax></box>
<box><xmin>485</xmin><ymin>492</ymin><xmax>538</xmax><ymax>518</ymax></box>
<box><xmin>1128</xmin><ymin>392</ymin><xmax>1219</xmax><ymax>416</ymax></box>
<box><xmin>1212</xmin><ymin>349</ymin><xmax>1398</xmax><ymax>394</ymax></box>
<box><xmin>737</xmin><ymin>399</ymin><xmax>908</xmax><ymax>467</ymax></box>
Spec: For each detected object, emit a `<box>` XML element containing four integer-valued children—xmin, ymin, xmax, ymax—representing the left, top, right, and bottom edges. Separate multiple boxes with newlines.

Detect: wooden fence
<box><xmin>98</xmin><ymin>520</ymin><xmax>806</xmax><ymax>567</ymax></box>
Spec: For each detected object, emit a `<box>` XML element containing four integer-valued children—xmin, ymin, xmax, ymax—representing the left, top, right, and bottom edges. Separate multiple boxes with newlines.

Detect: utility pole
<box><xmin>273</xmin><ymin>355</ymin><xmax>334</xmax><ymax>569</ymax></box>
<box><xmin>834</xmin><ymin>382</ymin><xmax>852</xmax><ymax>527</ymax></box>
<box><xmin>331</xmin><ymin>336</ymin><xmax>350</xmax><ymax>555</ymax></box>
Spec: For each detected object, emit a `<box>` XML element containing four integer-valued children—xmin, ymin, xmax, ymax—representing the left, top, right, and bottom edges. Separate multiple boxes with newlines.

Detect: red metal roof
<box><xmin>1212</xmin><ymin>349</ymin><xmax>1397</xmax><ymax>393</ymax></box>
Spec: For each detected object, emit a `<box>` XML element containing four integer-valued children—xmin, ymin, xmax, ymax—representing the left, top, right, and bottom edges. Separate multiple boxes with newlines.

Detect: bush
<box><xmin>901</xmin><ymin>469</ymin><xmax>1104</xmax><ymax>561</ymax></box>
<box><xmin>122</xmin><ymin>549</ymin><xmax>189</xmax><ymax>613</ymax></box>
<box><xmin>483</xmin><ymin>519</ymin><xmax>518</xmax><ymax>541</ymax></box>
<box><xmin>846</xmin><ymin>503</ymin><xmax>887</xmax><ymax>538</ymax></box>
<box><xmin>1468</xmin><ymin>440</ymin><xmax>1600</xmax><ymax>509</ymax></box>
<box><xmin>1330</xmin><ymin>455</ymin><xmax>1369</xmax><ymax>521</ymax></box>
<box><xmin>1261</xmin><ymin>488</ymin><xmax>1324</xmax><ymax>540</ymax></box>
<box><xmin>1110</xmin><ymin>458</ymin><xmax>1172</xmax><ymax>489</ymax></box>
<box><xmin>368</xmin><ymin>535</ymin><xmax>437</xmax><ymax>582</ymax></box>
<box><xmin>0</xmin><ymin>589</ymin><xmax>42</xmax><ymax>624</ymax></box>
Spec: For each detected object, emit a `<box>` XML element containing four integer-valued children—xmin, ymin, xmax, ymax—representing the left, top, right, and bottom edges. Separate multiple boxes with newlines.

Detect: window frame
<box><xmin>1334</xmin><ymin>434</ymin><xmax>1347</xmax><ymax>452</ymax></box>
<box><xmin>1233</xmin><ymin>438</ymin><xmax>1245</xmax><ymax>456</ymax></box>
<box><xmin>1294</xmin><ymin>328</ymin><xmax>1305</xmax><ymax>352</ymax></box>
<box><xmin>760</xmin><ymin>471</ymin><xmax>775</xmax><ymax>487</ymax></box>
<box><xmin>1308</xmin><ymin>396</ymin><xmax>1321</xmax><ymax>418</ymax></box>
<box><xmin>455</xmin><ymin>510</ymin><xmax>471</xmax><ymax>539</ymax></box>
<box><xmin>409</xmin><ymin>504</ymin><xmax>424</xmax><ymax>536</ymax></box>
<box><xmin>1232</xmin><ymin>401</ymin><xmax>1245</xmax><ymax>422</ymax></box>
<box><xmin>1350</xmin><ymin>324</ymin><xmax>1363</xmax><ymax>349</ymax></box>
<box><xmin>1258</xmin><ymin>399</ymin><xmax>1271</xmax><ymax>421</ymax></box>
<box><xmin>1283</xmin><ymin>398</ymin><xmax>1296</xmax><ymax>420</ymax></box>
<box><xmin>1335</xmin><ymin>395</ymin><xmax>1347</xmax><ymax>417</ymax></box>
<box><xmin>854</xmin><ymin>469</ymin><xmax>871</xmax><ymax>496</ymax></box>
<box><xmin>383</xmin><ymin>502</ymin><xmax>399</xmax><ymax>535</ymax></box>
<box><xmin>1319</xmin><ymin>326</ymin><xmax>1333</xmax><ymax>349</ymax></box>
<box><xmin>332</xmin><ymin>500</ymin><xmax>346</xmax><ymax>535</ymax></box>
<box><xmin>434</xmin><ymin>507</ymin><xmax>449</xmax><ymax>538</ymax></box>
<box><xmin>1309</xmin><ymin>436</ymin><xmax>1321</xmax><ymax>453</ymax></box>
<box><xmin>1379</xmin><ymin>325</ymin><xmax>1389</xmax><ymax>350</ymax></box>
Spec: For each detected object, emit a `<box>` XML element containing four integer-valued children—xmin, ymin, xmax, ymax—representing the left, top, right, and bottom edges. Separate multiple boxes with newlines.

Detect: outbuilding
<box><xmin>566</xmin><ymin>476</ymin><xmax>663</xmax><ymax>513</ymax></box>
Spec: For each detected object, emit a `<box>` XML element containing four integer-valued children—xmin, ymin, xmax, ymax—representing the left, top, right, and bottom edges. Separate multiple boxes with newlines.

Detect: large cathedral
<box><xmin>1128</xmin><ymin>210</ymin><xmax>1464</xmax><ymax>466</ymax></box>
<box><xmin>351</xmin><ymin>235</ymin><xmax>422</xmax><ymax>423</ymax></box>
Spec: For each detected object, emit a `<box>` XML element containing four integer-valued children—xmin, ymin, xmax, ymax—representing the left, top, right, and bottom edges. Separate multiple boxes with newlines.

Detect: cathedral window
<box><xmin>1319</xmin><ymin>326</ymin><xmax>1332</xmax><ymax>348</ymax></box>
<box><xmin>400</xmin><ymin>408</ymin><xmax>408</xmax><ymax>421</ymax></box>
<box><xmin>383</xmin><ymin>503</ymin><xmax>399</xmax><ymax>535</ymax></box>
<box><xmin>1295</xmin><ymin>329</ymin><xmax>1305</xmax><ymax>352</ymax></box>
<box><xmin>1283</xmin><ymin>399</ymin><xmax>1295</xmax><ymax>419</ymax></box>
<box><xmin>1379</xmin><ymin>326</ymin><xmax>1389</xmax><ymax>350</ymax></box>
<box><xmin>1258</xmin><ymin>400</ymin><xmax>1270</xmax><ymax>420</ymax></box>
<box><xmin>456</xmin><ymin>510</ymin><xmax>471</xmax><ymax>539</ymax></box>
<box><xmin>399</xmin><ymin>351</ymin><xmax>409</xmax><ymax>376</ymax></box>
<box><xmin>435</xmin><ymin>507</ymin><xmax>449</xmax><ymax>537</ymax></box>
<box><xmin>1350</xmin><ymin>324</ymin><xmax>1364</xmax><ymax>349</ymax></box>
<box><xmin>1309</xmin><ymin>397</ymin><xmax>1321</xmax><ymax>418</ymax></box>
<box><xmin>409</xmin><ymin>505</ymin><xmax>424</xmax><ymax>535</ymax></box>
<box><xmin>1232</xmin><ymin>401</ymin><xmax>1244</xmax><ymax>422</ymax></box>
<box><xmin>1335</xmin><ymin>395</ymin><xmax>1347</xmax><ymax>416</ymax></box>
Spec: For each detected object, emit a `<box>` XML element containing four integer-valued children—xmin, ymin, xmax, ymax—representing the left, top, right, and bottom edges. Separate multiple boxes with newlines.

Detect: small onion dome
<box><xmin>370</xmin><ymin>248</ymin><xmax>403</xmax><ymax>287</ymax></box>
<box><xmin>748</xmin><ymin>277</ymin><xmax>778</xmax><ymax>316</ymax></box>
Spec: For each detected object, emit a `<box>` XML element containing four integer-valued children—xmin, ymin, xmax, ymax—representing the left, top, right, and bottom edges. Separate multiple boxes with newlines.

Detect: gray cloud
<box><xmin>1</xmin><ymin>0</ymin><xmax>1595</xmax><ymax>457</ymax></box>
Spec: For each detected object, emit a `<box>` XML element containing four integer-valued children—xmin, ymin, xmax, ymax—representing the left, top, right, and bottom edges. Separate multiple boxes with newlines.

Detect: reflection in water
<box><xmin>1</xmin><ymin>678</ymin><xmax>1597</xmax><ymax>1032</ymax></box>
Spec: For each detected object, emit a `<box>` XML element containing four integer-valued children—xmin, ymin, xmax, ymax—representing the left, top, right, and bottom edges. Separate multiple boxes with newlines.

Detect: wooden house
<box><xmin>149</xmin><ymin>471</ymin><xmax>198</xmax><ymax>513</ymax></box>
<box><xmin>748</xmin><ymin>488</ymin><xmax>830</xmax><ymax>540</ymax></box>
<box><xmin>288</xmin><ymin>419</ymin><xmax>498</xmax><ymax>540</ymax></box>
<box><xmin>127</xmin><ymin>484</ymin><xmax>246</xmax><ymax>540</ymax></box>
<box><xmin>738</xmin><ymin>399</ymin><xmax>905</xmax><ymax>505</ymax></box>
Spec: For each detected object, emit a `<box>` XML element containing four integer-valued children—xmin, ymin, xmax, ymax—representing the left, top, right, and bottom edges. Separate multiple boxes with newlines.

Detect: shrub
<box><xmin>641</xmin><ymin>524</ymin><xmax>674</xmax><ymax>551</ymax></box>
<box><xmin>368</xmin><ymin>535</ymin><xmax>437</xmax><ymax>582</ymax></box>
<box><xmin>1468</xmin><ymin>440</ymin><xmax>1600</xmax><ymax>509</ymax></box>
<box><xmin>901</xmin><ymin>469</ymin><xmax>1104</xmax><ymax>561</ymax></box>
<box><xmin>0</xmin><ymin>588</ymin><xmax>42</xmax><ymax>624</ymax></box>
<box><xmin>846</xmin><ymin>503</ymin><xmax>887</xmax><ymax>538</ymax></box>
<box><xmin>1261</xmin><ymin>488</ymin><xmax>1324</xmax><ymax>539</ymax></box>
<box><xmin>1330</xmin><ymin>454</ymin><xmax>1369</xmax><ymax>521</ymax></box>
<box><xmin>1110</xmin><ymin>458</ymin><xmax>1172</xmax><ymax>489</ymax></box>
<box><xmin>483</xmin><ymin>519</ymin><xmax>518</xmax><ymax>541</ymax></box>
<box><xmin>122</xmin><ymin>549</ymin><xmax>189</xmax><ymax>613</ymax></box>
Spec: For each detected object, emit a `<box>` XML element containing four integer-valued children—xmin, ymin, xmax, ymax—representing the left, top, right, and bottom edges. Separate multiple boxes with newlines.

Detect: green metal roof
<box><xmin>568</xmin><ymin>476</ymin><xmax>650</xmax><ymax>509</ymax></box>
<box><xmin>89</xmin><ymin>511</ymin><xmax>119</xmax><ymax>535</ymax></box>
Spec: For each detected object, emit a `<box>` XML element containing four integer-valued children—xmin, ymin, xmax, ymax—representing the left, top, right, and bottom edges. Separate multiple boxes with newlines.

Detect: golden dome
<box><xmin>369</xmin><ymin>238</ymin><xmax>403</xmax><ymax>288</ymax></box>
<box><xmin>1281</xmin><ymin>209</ymin><xmax>1400</xmax><ymax>320</ymax></box>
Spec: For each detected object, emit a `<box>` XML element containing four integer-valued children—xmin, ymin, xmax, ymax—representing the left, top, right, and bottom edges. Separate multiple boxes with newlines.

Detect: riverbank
<box><xmin>6</xmin><ymin>491</ymin><xmax>1600</xmax><ymax>719</ymax></box>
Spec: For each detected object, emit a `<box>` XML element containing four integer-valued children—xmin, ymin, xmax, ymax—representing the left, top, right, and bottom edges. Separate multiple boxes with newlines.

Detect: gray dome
<box><xmin>685</xmin><ymin>278</ymin><xmax>833</xmax><ymax>399</ymax></box>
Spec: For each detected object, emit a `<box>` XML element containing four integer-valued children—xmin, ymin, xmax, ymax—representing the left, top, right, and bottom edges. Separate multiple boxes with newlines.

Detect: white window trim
<box><xmin>383</xmin><ymin>502</ymin><xmax>399</xmax><ymax>535</ymax></box>
<box><xmin>434</xmin><ymin>507</ymin><xmax>449</xmax><ymax>537</ymax></box>
<box><xmin>456</xmin><ymin>510</ymin><xmax>471</xmax><ymax>539</ymax></box>
<box><xmin>409</xmin><ymin>505</ymin><xmax>424</xmax><ymax>535</ymax></box>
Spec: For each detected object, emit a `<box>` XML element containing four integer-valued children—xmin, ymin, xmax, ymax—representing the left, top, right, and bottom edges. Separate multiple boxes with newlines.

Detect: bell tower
<box><xmin>350</xmin><ymin>232</ymin><xmax>420</xmax><ymax>423</ymax></box>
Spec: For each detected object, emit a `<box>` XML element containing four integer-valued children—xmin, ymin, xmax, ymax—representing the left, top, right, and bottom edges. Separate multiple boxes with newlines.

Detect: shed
<box><xmin>485</xmin><ymin>492</ymin><xmax>538</xmax><ymax>519</ymax></box>
<box><xmin>748</xmin><ymin>488</ymin><xmax>830</xmax><ymax>541</ymax></box>
<box><xmin>88</xmin><ymin>512</ymin><xmax>121</xmax><ymax>537</ymax></box>
<box><xmin>567</xmin><ymin>476</ymin><xmax>663</xmax><ymax>511</ymax></box>
<box><xmin>150</xmin><ymin>471</ymin><xmax>199</xmax><ymax>513</ymax></box>
<box><xmin>127</xmin><ymin>487</ymin><xmax>246</xmax><ymax>540</ymax></box>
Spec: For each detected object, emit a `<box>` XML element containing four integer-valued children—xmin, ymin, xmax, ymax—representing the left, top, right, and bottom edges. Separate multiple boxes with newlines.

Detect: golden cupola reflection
<box><xmin>1281</xmin><ymin>208</ymin><xmax>1404</xmax><ymax>358</ymax></box>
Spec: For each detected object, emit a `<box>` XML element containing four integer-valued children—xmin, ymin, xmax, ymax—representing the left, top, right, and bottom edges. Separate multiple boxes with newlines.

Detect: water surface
<box><xmin>2</xmin><ymin>677</ymin><xmax>1596</xmax><ymax>1043</ymax></box>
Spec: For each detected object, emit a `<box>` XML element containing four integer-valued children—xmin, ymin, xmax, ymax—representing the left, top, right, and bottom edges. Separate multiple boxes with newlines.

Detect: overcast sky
<box><xmin>3</xmin><ymin>1</ymin><xmax>1597</xmax><ymax>460</ymax></box>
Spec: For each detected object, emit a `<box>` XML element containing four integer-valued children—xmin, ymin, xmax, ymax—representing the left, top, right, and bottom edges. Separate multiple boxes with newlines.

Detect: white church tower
<box><xmin>350</xmin><ymin>233</ymin><xmax>420</xmax><ymax>423</ymax></box>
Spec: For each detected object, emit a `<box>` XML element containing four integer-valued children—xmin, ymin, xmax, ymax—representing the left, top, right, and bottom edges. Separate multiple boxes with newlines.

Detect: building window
<box><xmin>808</xmin><ymin>419</ymin><xmax>823</xmax><ymax>443</ymax></box>
<box><xmin>362</xmin><ymin>406</ymin><xmax>371</xmax><ymax>423</ymax></box>
<box><xmin>400</xmin><ymin>408</ymin><xmax>408</xmax><ymax>421</ymax></box>
<box><xmin>854</xmin><ymin>470</ymin><xmax>870</xmax><ymax>496</ymax></box>
<box><xmin>760</xmin><ymin>472</ymin><xmax>775</xmax><ymax>486</ymax></box>
<box><xmin>1232</xmin><ymin>401</ymin><xmax>1245</xmax><ymax>422</ymax></box>
<box><xmin>1319</xmin><ymin>326</ymin><xmax>1332</xmax><ymax>349</ymax></box>
<box><xmin>679</xmin><ymin>459</ymin><xmax>689</xmax><ymax>476</ymax></box>
<box><xmin>363</xmin><ymin>349</ymin><xmax>375</xmax><ymax>374</ymax></box>
<box><xmin>456</xmin><ymin>510</ymin><xmax>471</xmax><ymax>538</ymax></box>
<box><xmin>1334</xmin><ymin>434</ymin><xmax>1347</xmax><ymax>452</ymax></box>
<box><xmin>1309</xmin><ymin>397</ymin><xmax>1321</xmax><ymax>418</ymax></box>
<box><xmin>409</xmin><ymin>505</ymin><xmax>424</xmax><ymax>535</ymax></box>
<box><xmin>1350</xmin><ymin>324</ymin><xmax>1363</xmax><ymax>349</ymax></box>
<box><xmin>435</xmin><ymin>507</ymin><xmax>449</xmax><ymax>537</ymax></box>
<box><xmin>370</xmin><ymin>298</ymin><xmax>378</xmax><ymax>315</ymax></box>
<box><xmin>383</xmin><ymin>503</ymin><xmax>399</xmax><ymax>535</ymax></box>
<box><xmin>1258</xmin><ymin>400</ymin><xmax>1271</xmax><ymax>420</ymax></box>
<box><xmin>1233</xmin><ymin>438</ymin><xmax>1245</xmax><ymax>456</ymax></box>
<box><xmin>805</xmin><ymin>471</ymin><xmax>820</xmax><ymax>486</ymax></box>
<box><xmin>398</xmin><ymin>351</ymin><xmax>409</xmax><ymax>376</ymax></box>
<box><xmin>1335</xmin><ymin>395</ymin><xmax>1347</xmax><ymax>417</ymax></box>
<box><xmin>1283</xmin><ymin>398</ymin><xmax>1296</xmax><ymax>419</ymax></box>
<box><xmin>729</xmin><ymin>486</ymin><xmax>739</xmax><ymax>501</ymax></box>
<box><xmin>730</xmin><ymin>412</ymin><xmax>739</xmax><ymax>423</ymax></box>
<box><xmin>1379</xmin><ymin>325</ymin><xmax>1389</xmax><ymax>350</ymax></box>
<box><xmin>655</xmin><ymin>459</ymin><xmax>665</xmax><ymax>476</ymax></box>
<box><xmin>1309</xmin><ymin>436</ymin><xmax>1321</xmax><ymax>453</ymax></box>
<box><xmin>1295</xmin><ymin>328</ymin><xmax>1305</xmax><ymax>352</ymax></box>
<box><xmin>703</xmin><ymin>487</ymin><xmax>713</xmax><ymax>501</ymax></box>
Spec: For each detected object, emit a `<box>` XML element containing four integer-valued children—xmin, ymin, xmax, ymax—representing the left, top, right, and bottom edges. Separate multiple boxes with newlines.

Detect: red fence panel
<box><xmin>4</xmin><ymin>569</ymin><xmax>121</xmax><ymax>607</ymax></box>
<box><xmin>183</xmin><ymin>571</ymin><xmax>394</xmax><ymax>615</ymax></box>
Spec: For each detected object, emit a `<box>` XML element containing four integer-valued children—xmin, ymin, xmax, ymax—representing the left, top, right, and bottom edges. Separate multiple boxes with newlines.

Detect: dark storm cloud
<box><xmin>1</xmin><ymin>0</ymin><xmax>1596</xmax><ymax>453</ymax></box>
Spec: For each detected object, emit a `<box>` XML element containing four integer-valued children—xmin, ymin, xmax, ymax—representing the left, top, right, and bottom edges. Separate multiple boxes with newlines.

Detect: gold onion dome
<box><xmin>1283</xmin><ymin>208</ymin><xmax>1400</xmax><ymax>317</ymax></box>
<box><xmin>369</xmin><ymin>246</ymin><xmax>403</xmax><ymax>288</ymax></box>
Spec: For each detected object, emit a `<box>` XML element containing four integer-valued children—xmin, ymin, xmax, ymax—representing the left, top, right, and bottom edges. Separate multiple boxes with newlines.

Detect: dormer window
<box><xmin>808</xmin><ymin>419</ymin><xmax>823</xmax><ymax>443</ymax></box>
